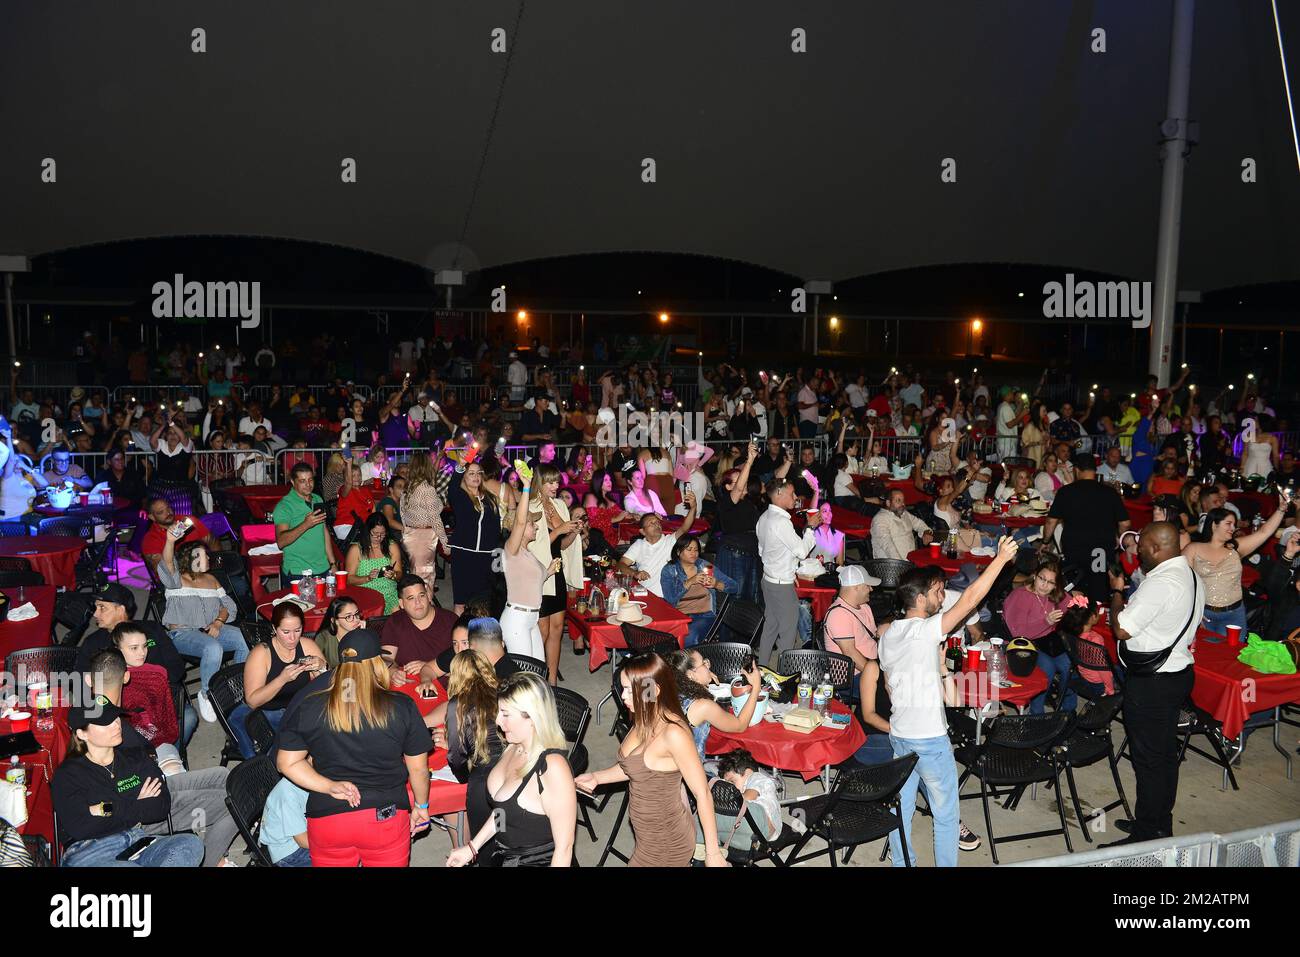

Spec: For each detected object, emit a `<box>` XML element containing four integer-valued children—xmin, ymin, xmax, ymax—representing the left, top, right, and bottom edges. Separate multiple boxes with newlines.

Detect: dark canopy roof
<box><xmin>2</xmin><ymin>0</ymin><xmax>1297</xmax><ymax>290</ymax></box>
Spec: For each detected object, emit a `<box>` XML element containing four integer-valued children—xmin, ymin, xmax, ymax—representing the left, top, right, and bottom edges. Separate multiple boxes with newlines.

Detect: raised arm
<box><xmin>939</xmin><ymin>535</ymin><xmax>1016</xmax><ymax>635</ymax></box>
<box><xmin>1236</xmin><ymin>492</ymin><xmax>1289</xmax><ymax>558</ymax></box>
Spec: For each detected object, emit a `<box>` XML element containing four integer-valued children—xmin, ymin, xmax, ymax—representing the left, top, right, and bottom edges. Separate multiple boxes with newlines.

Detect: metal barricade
<box><xmin>1009</xmin><ymin>818</ymin><xmax>1300</xmax><ymax>867</ymax></box>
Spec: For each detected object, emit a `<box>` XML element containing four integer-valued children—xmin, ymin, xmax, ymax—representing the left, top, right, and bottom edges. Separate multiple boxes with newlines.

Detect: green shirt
<box><xmin>272</xmin><ymin>490</ymin><xmax>331</xmax><ymax>575</ymax></box>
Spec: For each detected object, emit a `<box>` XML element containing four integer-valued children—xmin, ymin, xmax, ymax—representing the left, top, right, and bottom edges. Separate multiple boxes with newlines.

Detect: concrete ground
<box><xmin>117</xmin><ymin>557</ymin><xmax>1300</xmax><ymax>867</ymax></box>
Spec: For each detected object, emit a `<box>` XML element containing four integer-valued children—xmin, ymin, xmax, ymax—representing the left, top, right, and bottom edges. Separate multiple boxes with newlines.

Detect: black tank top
<box><xmin>486</xmin><ymin>748</ymin><xmax>566</xmax><ymax>860</ymax></box>
<box><xmin>265</xmin><ymin>641</ymin><xmax>310</xmax><ymax>711</ymax></box>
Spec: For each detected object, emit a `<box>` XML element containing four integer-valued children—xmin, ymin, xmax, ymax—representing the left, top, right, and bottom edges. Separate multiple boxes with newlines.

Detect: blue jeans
<box><xmin>169</xmin><ymin>624</ymin><xmax>249</xmax><ymax>693</ymax></box>
<box><xmin>275</xmin><ymin>846</ymin><xmax>313</xmax><ymax>867</ymax></box>
<box><xmin>685</xmin><ymin>614</ymin><xmax>716</xmax><ymax>648</ymax></box>
<box><xmin>63</xmin><ymin>826</ymin><xmax>205</xmax><ymax>868</ymax></box>
<box><xmin>714</xmin><ymin>546</ymin><xmax>760</xmax><ymax>606</ymax></box>
<box><xmin>888</xmin><ymin>734</ymin><xmax>960</xmax><ymax>867</ymax></box>
<box><xmin>1201</xmin><ymin>604</ymin><xmax>1247</xmax><ymax>641</ymax></box>
<box><xmin>228</xmin><ymin>705</ymin><xmax>285</xmax><ymax>760</ymax></box>
<box><xmin>1030</xmin><ymin>651</ymin><xmax>1077</xmax><ymax>715</ymax></box>
<box><xmin>182</xmin><ymin>700</ymin><xmax>198</xmax><ymax>747</ymax></box>
<box><xmin>853</xmin><ymin>732</ymin><xmax>895</xmax><ymax>766</ymax></box>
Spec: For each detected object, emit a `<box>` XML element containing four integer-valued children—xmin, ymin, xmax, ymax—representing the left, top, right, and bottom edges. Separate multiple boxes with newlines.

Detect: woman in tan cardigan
<box><xmin>527</xmin><ymin>464</ymin><xmax>583</xmax><ymax>684</ymax></box>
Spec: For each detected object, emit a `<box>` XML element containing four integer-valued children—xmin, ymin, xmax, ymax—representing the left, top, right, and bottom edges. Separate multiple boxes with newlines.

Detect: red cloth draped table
<box><xmin>1123</xmin><ymin>495</ymin><xmax>1155</xmax><ymax>530</ymax></box>
<box><xmin>390</xmin><ymin>677</ymin><xmax>468</xmax><ymax>817</ymax></box>
<box><xmin>852</xmin><ymin>475</ymin><xmax>927</xmax><ymax>506</ymax></box>
<box><xmin>706</xmin><ymin>700</ymin><xmax>866</xmax><ymax>782</ymax></box>
<box><xmin>952</xmin><ymin>667</ymin><xmax>1048</xmax><ymax>711</ymax></box>
<box><xmin>258</xmin><ymin>585</ymin><xmax>386</xmax><ymax>633</ymax></box>
<box><xmin>973</xmin><ymin>512</ymin><xmax>1046</xmax><ymax>529</ymax></box>
<box><xmin>566</xmin><ymin>591</ymin><xmax>690</xmax><ymax>671</ymax></box>
<box><xmin>232</xmin><ymin>484</ymin><xmax>291</xmax><ymax>521</ymax></box>
<box><xmin>612</xmin><ymin>516</ymin><xmax>711</xmax><ymax>545</ymax></box>
<box><xmin>0</xmin><ymin>585</ymin><xmax>58</xmax><ymax>661</ymax></box>
<box><xmin>5</xmin><ymin>707</ymin><xmax>71</xmax><ymax>854</ymax></box>
<box><xmin>240</xmin><ymin>523</ymin><xmax>283</xmax><ymax>604</ymax></box>
<box><xmin>34</xmin><ymin>495</ymin><xmax>132</xmax><ymax>518</ymax></box>
<box><xmin>907</xmin><ymin>548</ymin><xmax>994</xmax><ymax>576</ymax></box>
<box><xmin>0</xmin><ymin>536</ymin><xmax>86</xmax><ymax>590</ymax></box>
<box><xmin>1229</xmin><ymin>490</ymin><xmax>1277</xmax><ymax>521</ymax></box>
<box><xmin>795</xmin><ymin>578</ymin><xmax>837</xmax><ymax>622</ymax></box>
<box><xmin>793</xmin><ymin>505</ymin><xmax>871</xmax><ymax>542</ymax></box>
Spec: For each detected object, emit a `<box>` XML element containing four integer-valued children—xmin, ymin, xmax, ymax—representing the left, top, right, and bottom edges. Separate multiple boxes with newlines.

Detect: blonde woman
<box><xmin>528</xmin><ymin>464</ymin><xmax>582</xmax><ymax>684</ymax></box>
<box><xmin>440</xmin><ymin>650</ymin><xmax>504</xmax><ymax>844</ymax></box>
<box><xmin>276</xmin><ymin>628</ymin><xmax>432</xmax><ymax>867</ymax></box>
<box><xmin>321</xmin><ymin>451</ymin><xmax>348</xmax><ymax>503</ymax></box>
<box><xmin>501</xmin><ymin>472</ymin><xmax>563</xmax><ymax>661</ymax></box>
<box><xmin>399</xmin><ymin>451</ymin><xmax>448</xmax><ymax>595</ymax></box>
<box><xmin>446</xmin><ymin>672</ymin><xmax>576</xmax><ymax>867</ymax></box>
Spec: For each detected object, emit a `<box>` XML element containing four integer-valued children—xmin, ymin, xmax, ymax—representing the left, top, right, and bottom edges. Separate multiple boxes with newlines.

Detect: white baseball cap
<box><xmin>838</xmin><ymin>565</ymin><xmax>881</xmax><ymax>588</ymax></box>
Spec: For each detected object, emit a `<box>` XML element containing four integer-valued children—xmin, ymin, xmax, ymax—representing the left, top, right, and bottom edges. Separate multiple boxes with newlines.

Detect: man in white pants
<box><xmin>755</xmin><ymin>477</ymin><xmax>821</xmax><ymax>665</ymax></box>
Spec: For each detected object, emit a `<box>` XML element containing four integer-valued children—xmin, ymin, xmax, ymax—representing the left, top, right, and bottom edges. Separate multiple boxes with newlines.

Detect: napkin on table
<box><xmin>5</xmin><ymin>602</ymin><xmax>38</xmax><ymax>622</ymax></box>
<box><xmin>248</xmin><ymin>543</ymin><xmax>282</xmax><ymax>555</ymax></box>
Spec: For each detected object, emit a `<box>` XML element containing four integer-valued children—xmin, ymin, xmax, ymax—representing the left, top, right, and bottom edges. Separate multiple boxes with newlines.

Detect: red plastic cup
<box><xmin>1000</xmin><ymin>501</ymin><xmax>1011</xmax><ymax>515</ymax></box>
<box><xmin>372</xmin><ymin>477</ymin><xmax>383</xmax><ymax>490</ymax></box>
<box><xmin>78</xmin><ymin>492</ymin><xmax>89</xmax><ymax>506</ymax></box>
<box><xmin>315</xmin><ymin>580</ymin><xmax>327</xmax><ymax>604</ymax></box>
<box><xmin>8</xmin><ymin>712</ymin><xmax>30</xmax><ymax>733</ymax></box>
<box><xmin>1226</xmin><ymin>625</ymin><xmax>1242</xmax><ymax>647</ymax></box>
<box><xmin>334</xmin><ymin>571</ymin><xmax>347</xmax><ymax>590</ymax></box>
<box><xmin>929</xmin><ymin>542</ymin><xmax>942</xmax><ymax>558</ymax></box>
<box><xmin>965</xmin><ymin>648</ymin><xmax>982</xmax><ymax>672</ymax></box>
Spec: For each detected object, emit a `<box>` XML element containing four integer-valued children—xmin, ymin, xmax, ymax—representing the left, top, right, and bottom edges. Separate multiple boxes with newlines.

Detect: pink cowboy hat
<box><xmin>673</xmin><ymin>441</ymin><xmax>715</xmax><ymax>482</ymax></box>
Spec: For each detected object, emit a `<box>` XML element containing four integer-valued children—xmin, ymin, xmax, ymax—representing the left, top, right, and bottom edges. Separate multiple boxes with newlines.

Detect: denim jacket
<box><xmin>660</xmin><ymin>561</ymin><xmax>738</xmax><ymax>615</ymax></box>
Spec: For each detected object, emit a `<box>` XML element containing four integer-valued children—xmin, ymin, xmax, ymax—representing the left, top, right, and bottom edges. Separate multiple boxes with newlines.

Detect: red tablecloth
<box><xmin>34</xmin><ymin>495</ymin><xmax>132</xmax><ymax>518</ymax></box>
<box><xmin>390</xmin><ymin>678</ymin><xmax>468</xmax><ymax>817</ymax></box>
<box><xmin>1229</xmin><ymin>490</ymin><xmax>1277</xmax><ymax>520</ymax></box>
<box><xmin>907</xmin><ymin>548</ymin><xmax>994</xmax><ymax>576</ymax></box>
<box><xmin>258</xmin><ymin>586</ymin><xmax>387</xmax><ymax>633</ymax></box>
<box><xmin>850</xmin><ymin>476</ymin><xmax>928</xmax><ymax>506</ymax></box>
<box><xmin>0</xmin><ymin>585</ymin><xmax>58</xmax><ymax>661</ymax></box>
<box><xmin>973</xmin><ymin>511</ymin><xmax>1046</xmax><ymax>529</ymax></box>
<box><xmin>232</xmin><ymin>484</ymin><xmax>291</xmax><ymax>521</ymax></box>
<box><xmin>6</xmin><ymin>708</ymin><xmax>71</xmax><ymax>853</ymax></box>
<box><xmin>612</xmin><ymin>516</ymin><xmax>711</xmax><ymax>544</ymax></box>
<box><xmin>953</xmin><ymin>666</ymin><xmax>1048</xmax><ymax>711</ymax></box>
<box><xmin>796</xmin><ymin>578</ymin><xmax>837</xmax><ymax>622</ymax></box>
<box><xmin>1188</xmin><ymin>639</ymin><xmax>1300</xmax><ymax>741</ymax></box>
<box><xmin>706</xmin><ymin>700</ymin><xmax>866</xmax><ymax>781</ymax></box>
<box><xmin>0</xmin><ymin>536</ymin><xmax>86</xmax><ymax>590</ymax></box>
<box><xmin>1124</xmin><ymin>496</ymin><xmax>1155</xmax><ymax>530</ymax></box>
<box><xmin>566</xmin><ymin>591</ymin><xmax>690</xmax><ymax>670</ymax></box>
<box><xmin>239</xmin><ymin>524</ymin><xmax>282</xmax><ymax>600</ymax></box>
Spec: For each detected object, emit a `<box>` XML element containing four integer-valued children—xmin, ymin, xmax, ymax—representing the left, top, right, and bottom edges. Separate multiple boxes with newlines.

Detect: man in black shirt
<box><xmin>753</xmin><ymin>437</ymin><xmax>790</xmax><ymax>484</ymax></box>
<box><xmin>1043</xmin><ymin>454</ymin><xmax>1131</xmax><ymax>602</ymax></box>
<box><xmin>467</xmin><ymin>617</ymin><xmax>521</xmax><ymax>682</ymax></box>
<box><xmin>519</xmin><ymin>396</ymin><xmax>560</xmax><ymax>441</ymax></box>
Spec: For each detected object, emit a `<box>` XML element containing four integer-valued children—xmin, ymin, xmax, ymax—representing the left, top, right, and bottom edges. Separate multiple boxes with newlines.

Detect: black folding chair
<box><xmin>697</xmin><ymin>642</ymin><xmax>755</xmax><ymax>683</ymax></box>
<box><xmin>506</xmin><ymin>654</ymin><xmax>548</xmax><ymax>679</ymax></box>
<box><xmin>1066</xmin><ymin>634</ymin><xmax>1124</xmax><ymax>702</ymax></box>
<box><xmin>35</xmin><ymin>515</ymin><xmax>96</xmax><ymax>539</ymax></box>
<box><xmin>149</xmin><ymin>480</ymin><xmax>201</xmax><ymax>518</ymax></box>
<box><xmin>0</xmin><ymin>523</ymin><xmax>33</xmax><ymax>538</ymax></box>
<box><xmin>781</xmin><ymin>753</ymin><xmax>919</xmax><ymax>866</ymax></box>
<box><xmin>552</xmin><ymin>686</ymin><xmax>599</xmax><ymax>841</ymax></box>
<box><xmin>0</xmin><ymin>569</ymin><xmax>45</xmax><ymax>588</ymax></box>
<box><xmin>0</xmin><ymin>556</ymin><xmax>39</xmax><ymax>575</ymax></box>
<box><xmin>1055</xmin><ymin>693</ymin><xmax>1131</xmax><ymax>843</ymax></box>
<box><xmin>777</xmin><ymin>649</ymin><xmax>854</xmax><ymax>698</ymax></box>
<box><xmin>710</xmin><ymin>779</ymin><xmax>803</xmax><ymax>866</ymax></box>
<box><xmin>955</xmin><ymin>711</ymin><xmax>1076</xmax><ymax>864</ymax></box>
<box><xmin>239</xmin><ymin>620</ymin><xmax>273</xmax><ymax>652</ymax></box>
<box><xmin>700</xmin><ymin>596</ymin><xmax>764</xmax><ymax>647</ymax></box>
<box><xmin>4</xmin><ymin>646</ymin><xmax>79</xmax><ymax>696</ymax></box>
<box><xmin>207</xmin><ymin>663</ymin><xmax>275</xmax><ymax>765</ymax></box>
<box><xmin>223</xmin><ymin>753</ymin><xmax>280</xmax><ymax>866</ymax></box>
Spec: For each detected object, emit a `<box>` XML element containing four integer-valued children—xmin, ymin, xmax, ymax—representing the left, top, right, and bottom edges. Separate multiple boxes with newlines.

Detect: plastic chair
<box><xmin>207</xmin><ymin>663</ymin><xmax>251</xmax><ymax>766</ymax></box>
<box><xmin>0</xmin><ymin>569</ymin><xmax>45</xmax><ymax>588</ymax></box>
<box><xmin>3</xmin><ymin>646</ymin><xmax>80</xmax><ymax>696</ymax></box>
<box><xmin>35</xmin><ymin>516</ymin><xmax>96</xmax><ymax>539</ymax></box>
<box><xmin>777</xmin><ymin>649</ymin><xmax>854</xmax><ymax>697</ymax></box>
<box><xmin>781</xmin><ymin>753</ymin><xmax>920</xmax><ymax>866</ymax></box>
<box><xmin>709</xmin><ymin>779</ymin><xmax>803</xmax><ymax>866</ymax></box>
<box><xmin>0</xmin><ymin>556</ymin><xmax>39</xmax><ymax>575</ymax></box>
<box><xmin>864</xmin><ymin>559</ymin><xmax>913</xmax><ymax>590</ymax></box>
<box><xmin>149</xmin><ymin>481</ymin><xmax>201</xmax><ymax>518</ymax></box>
<box><xmin>506</xmin><ymin>654</ymin><xmax>548</xmax><ymax>679</ymax></box>
<box><xmin>697</xmin><ymin>642</ymin><xmax>755</xmax><ymax>684</ymax></box>
<box><xmin>1056</xmin><ymin>693</ymin><xmax>1131</xmax><ymax>843</ymax></box>
<box><xmin>700</xmin><ymin>596</ymin><xmax>764</xmax><ymax>647</ymax></box>
<box><xmin>551</xmin><ymin>685</ymin><xmax>598</xmax><ymax>842</ymax></box>
<box><xmin>0</xmin><ymin>523</ymin><xmax>33</xmax><ymax>538</ymax></box>
<box><xmin>1066</xmin><ymin>634</ymin><xmax>1124</xmax><ymax>701</ymax></box>
<box><xmin>223</xmin><ymin>753</ymin><xmax>280</xmax><ymax>866</ymax></box>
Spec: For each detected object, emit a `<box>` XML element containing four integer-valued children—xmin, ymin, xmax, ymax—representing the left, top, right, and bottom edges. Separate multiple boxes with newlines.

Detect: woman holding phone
<box><xmin>234</xmin><ymin>603</ymin><xmax>326</xmax><ymax>758</ymax></box>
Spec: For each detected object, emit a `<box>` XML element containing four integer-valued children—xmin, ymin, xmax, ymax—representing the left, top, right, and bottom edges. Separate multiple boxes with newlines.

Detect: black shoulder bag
<box><xmin>1117</xmin><ymin>568</ymin><xmax>1199</xmax><ymax>676</ymax></box>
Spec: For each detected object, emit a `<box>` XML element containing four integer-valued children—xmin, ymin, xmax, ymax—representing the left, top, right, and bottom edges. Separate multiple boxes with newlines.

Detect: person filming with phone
<box><xmin>274</xmin><ymin>461</ymin><xmax>337</xmax><ymax>585</ymax></box>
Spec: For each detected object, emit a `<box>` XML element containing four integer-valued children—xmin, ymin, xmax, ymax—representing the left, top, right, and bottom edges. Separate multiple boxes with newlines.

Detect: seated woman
<box><xmin>622</xmin><ymin>464</ymin><xmax>668</xmax><ymax>518</ymax></box>
<box><xmin>571</xmin><ymin>503</ymin><xmax>616</xmax><ymax>562</ymax></box>
<box><xmin>236</xmin><ymin>603</ymin><xmax>326</xmax><ymax>759</ymax></box>
<box><xmin>660</xmin><ymin>535</ymin><xmax>737</xmax><ymax>647</ymax></box>
<box><xmin>446</xmin><ymin>672</ymin><xmax>577</xmax><ymax>867</ymax></box>
<box><xmin>344</xmin><ymin>512</ymin><xmax>403</xmax><ymax>613</ymax></box>
<box><xmin>52</xmin><ymin>700</ymin><xmax>204</xmax><ymax>867</ymax></box>
<box><xmin>668</xmin><ymin>649</ymin><xmax>764</xmax><ymax>766</ymax></box>
<box><xmin>335</xmin><ymin>463</ymin><xmax>376</xmax><ymax>534</ymax></box>
<box><xmin>1033</xmin><ymin>451</ymin><xmax>1066</xmax><ymax>503</ymax></box>
<box><xmin>111</xmin><ymin>622</ymin><xmax>184</xmax><ymax>776</ymax></box>
<box><xmin>376</xmin><ymin>474</ymin><xmax>406</xmax><ymax>536</ymax></box>
<box><xmin>313</xmin><ymin>594</ymin><xmax>368</xmax><ymax>671</ymax></box>
<box><xmin>1147</xmin><ymin>455</ymin><xmax>1185</xmax><ymax>498</ymax></box>
<box><xmin>1001</xmin><ymin>560</ymin><xmax>1073</xmax><ymax>715</ymax></box>
<box><xmin>830</xmin><ymin>452</ymin><xmax>877</xmax><ymax>516</ymax></box>
<box><xmin>158</xmin><ymin>530</ymin><xmax>248</xmax><ymax>724</ymax></box>
<box><xmin>437</xmin><ymin>649</ymin><xmax>504</xmax><ymax>856</ymax></box>
<box><xmin>810</xmin><ymin>501</ymin><xmax>846</xmax><ymax>567</ymax></box>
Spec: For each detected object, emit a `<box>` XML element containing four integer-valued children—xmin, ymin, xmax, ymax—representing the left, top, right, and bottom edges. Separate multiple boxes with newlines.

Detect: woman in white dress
<box><xmin>622</xmin><ymin>465</ymin><xmax>668</xmax><ymax>518</ymax></box>
<box><xmin>1239</xmin><ymin>417</ymin><xmax>1278</xmax><ymax>478</ymax></box>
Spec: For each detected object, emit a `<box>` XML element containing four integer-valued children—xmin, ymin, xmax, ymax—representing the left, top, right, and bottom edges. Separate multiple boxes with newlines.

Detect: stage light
<box><xmin>659</xmin><ymin>313</ymin><xmax>669</xmax><ymax>323</ymax></box>
<box><xmin>971</xmin><ymin>319</ymin><xmax>983</xmax><ymax>333</ymax></box>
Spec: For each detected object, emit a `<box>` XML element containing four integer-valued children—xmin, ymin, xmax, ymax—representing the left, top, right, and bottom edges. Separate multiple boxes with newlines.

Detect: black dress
<box><xmin>484</xmin><ymin>748</ymin><xmax>567</xmax><ymax>866</ymax></box>
<box><xmin>446</xmin><ymin>698</ymin><xmax>504</xmax><ymax>850</ymax></box>
<box><xmin>447</xmin><ymin>481</ymin><xmax>503</xmax><ymax>606</ymax></box>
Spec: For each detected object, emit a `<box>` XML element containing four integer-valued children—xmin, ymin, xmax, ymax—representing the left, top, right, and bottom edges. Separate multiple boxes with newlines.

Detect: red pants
<box><xmin>306</xmin><ymin>807</ymin><xmax>411</xmax><ymax>867</ymax></box>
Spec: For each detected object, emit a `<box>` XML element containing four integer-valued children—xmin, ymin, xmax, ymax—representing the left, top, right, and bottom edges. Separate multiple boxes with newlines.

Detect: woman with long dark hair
<box><xmin>446</xmin><ymin>454</ymin><xmax>504</xmax><ymax>614</ymax></box>
<box><xmin>1001</xmin><ymin>559</ymin><xmax>1073</xmax><ymax>715</ymax></box>
<box><xmin>345</xmin><ymin>512</ymin><xmax>403</xmax><ymax>613</ymax></box>
<box><xmin>575</xmin><ymin>653</ymin><xmax>727</xmax><ymax>867</ymax></box>
<box><xmin>661</xmin><ymin>535</ymin><xmax>737</xmax><ymax>646</ymax></box>
<box><xmin>1183</xmin><ymin>495</ymin><xmax>1288</xmax><ymax>637</ymax></box>
<box><xmin>238</xmin><ymin>603</ymin><xmax>326</xmax><ymax>758</ymax></box>
<box><xmin>277</xmin><ymin>628</ymin><xmax>431</xmax><ymax>867</ymax></box>
<box><xmin>315</xmin><ymin>594</ymin><xmax>367</xmax><ymax>671</ymax></box>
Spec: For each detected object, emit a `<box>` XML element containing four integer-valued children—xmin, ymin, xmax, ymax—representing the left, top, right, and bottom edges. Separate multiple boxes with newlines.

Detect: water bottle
<box><xmin>797</xmin><ymin>675</ymin><xmax>812</xmax><ymax>710</ymax></box>
<box><xmin>987</xmin><ymin>637</ymin><xmax>1007</xmax><ymax>687</ymax></box>
<box><xmin>35</xmin><ymin>686</ymin><xmax>54</xmax><ymax>732</ymax></box>
<box><xmin>298</xmin><ymin>569</ymin><xmax>314</xmax><ymax>601</ymax></box>
<box><xmin>325</xmin><ymin>572</ymin><xmax>337</xmax><ymax>598</ymax></box>
<box><xmin>814</xmin><ymin>672</ymin><xmax>833</xmax><ymax>716</ymax></box>
<box><xmin>811</xmin><ymin>683</ymin><xmax>828</xmax><ymax>717</ymax></box>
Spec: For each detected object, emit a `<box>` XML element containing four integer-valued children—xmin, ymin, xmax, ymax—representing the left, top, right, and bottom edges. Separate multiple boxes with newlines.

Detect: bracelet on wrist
<box><xmin>415</xmin><ymin>802</ymin><xmax>429</xmax><ymax>810</ymax></box>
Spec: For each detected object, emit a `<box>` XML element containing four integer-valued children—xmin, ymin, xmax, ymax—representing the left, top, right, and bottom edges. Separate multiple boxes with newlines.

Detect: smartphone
<box><xmin>295</xmin><ymin>656</ymin><xmax>314</xmax><ymax>666</ymax></box>
<box><xmin>741</xmin><ymin>653</ymin><xmax>757</xmax><ymax>673</ymax></box>
<box><xmin>420</xmin><ymin>685</ymin><xmax>440</xmax><ymax>700</ymax></box>
<box><xmin>116</xmin><ymin>835</ymin><xmax>159</xmax><ymax>862</ymax></box>
<box><xmin>375</xmin><ymin>804</ymin><xmax>398</xmax><ymax>822</ymax></box>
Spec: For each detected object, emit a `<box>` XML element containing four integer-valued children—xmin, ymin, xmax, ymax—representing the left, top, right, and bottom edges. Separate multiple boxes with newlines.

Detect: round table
<box><xmin>390</xmin><ymin>677</ymin><xmax>469</xmax><ymax>817</ymax></box>
<box><xmin>953</xmin><ymin>665</ymin><xmax>1048</xmax><ymax>711</ymax></box>
<box><xmin>0</xmin><ymin>585</ymin><xmax>58</xmax><ymax>661</ymax></box>
<box><xmin>258</xmin><ymin>585</ymin><xmax>386</xmax><ymax>632</ymax></box>
<box><xmin>795</xmin><ymin>578</ymin><xmax>837</xmax><ymax>622</ymax></box>
<box><xmin>907</xmin><ymin>547</ymin><xmax>994</xmax><ymax>576</ymax></box>
<box><xmin>0</xmin><ymin>536</ymin><xmax>86</xmax><ymax>590</ymax></box>
<box><xmin>34</xmin><ymin>495</ymin><xmax>132</xmax><ymax>518</ymax></box>
<box><xmin>973</xmin><ymin>511</ymin><xmax>1046</xmax><ymax>529</ymax></box>
<box><xmin>706</xmin><ymin>700</ymin><xmax>866</xmax><ymax>783</ymax></box>
<box><xmin>851</xmin><ymin>476</ymin><xmax>928</xmax><ymax>506</ymax></box>
<box><xmin>233</xmin><ymin>484</ymin><xmax>291</xmax><ymax>521</ymax></box>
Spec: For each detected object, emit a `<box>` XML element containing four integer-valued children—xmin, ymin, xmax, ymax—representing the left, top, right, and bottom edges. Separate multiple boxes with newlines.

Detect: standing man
<box><xmin>506</xmin><ymin>352</ymin><xmax>529</xmax><ymax>404</ymax></box>
<box><xmin>995</xmin><ymin>388</ymin><xmax>1023</xmax><ymax>461</ymax></box>
<box><xmin>1043</xmin><ymin>454</ymin><xmax>1130</xmax><ymax>603</ymax></box>
<box><xmin>273</xmin><ymin>462</ymin><xmax>337</xmax><ymax>585</ymax></box>
<box><xmin>1102</xmin><ymin>522</ymin><xmax>1203</xmax><ymax>845</ymax></box>
<box><xmin>796</xmin><ymin>376</ymin><xmax>820</xmax><ymax>440</ymax></box>
<box><xmin>755</xmin><ymin>477</ymin><xmax>821</xmax><ymax>664</ymax></box>
<box><xmin>879</xmin><ymin>535</ymin><xmax>1017</xmax><ymax>866</ymax></box>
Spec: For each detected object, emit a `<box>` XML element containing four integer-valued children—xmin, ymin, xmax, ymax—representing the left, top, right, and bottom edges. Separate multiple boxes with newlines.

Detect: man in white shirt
<box><xmin>870</xmin><ymin>490</ymin><xmax>934</xmax><ymax>561</ymax></box>
<box><xmin>845</xmin><ymin>374</ymin><xmax>869</xmax><ymax>412</ymax></box>
<box><xmin>507</xmin><ymin>353</ymin><xmax>529</xmax><ymax>403</ymax></box>
<box><xmin>796</xmin><ymin>377</ymin><xmax>820</xmax><ymax>439</ymax></box>
<box><xmin>755</xmin><ymin>477</ymin><xmax>822</xmax><ymax>663</ymax></box>
<box><xmin>238</xmin><ymin>401</ymin><xmax>272</xmax><ymax>438</ymax></box>
<box><xmin>1097</xmin><ymin>445</ymin><xmax>1135</xmax><ymax>485</ymax></box>
<box><xmin>877</xmin><ymin>536</ymin><xmax>1017</xmax><ymax>866</ymax></box>
<box><xmin>1103</xmin><ymin>522</ymin><xmax>1203</xmax><ymax>845</ymax></box>
<box><xmin>995</xmin><ymin>389</ymin><xmax>1022</xmax><ymax>460</ymax></box>
<box><xmin>617</xmin><ymin>492</ymin><xmax>698</xmax><ymax>598</ymax></box>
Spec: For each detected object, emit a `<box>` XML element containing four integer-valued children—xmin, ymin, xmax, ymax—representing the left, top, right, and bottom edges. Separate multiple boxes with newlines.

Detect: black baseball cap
<box><xmin>68</xmin><ymin>695</ymin><xmax>140</xmax><ymax>731</ymax></box>
<box><xmin>339</xmin><ymin>628</ymin><xmax>383</xmax><ymax>663</ymax></box>
<box><xmin>95</xmin><ymin>583</ymin><xmax>137</xmax><ymax>617</ymax></box>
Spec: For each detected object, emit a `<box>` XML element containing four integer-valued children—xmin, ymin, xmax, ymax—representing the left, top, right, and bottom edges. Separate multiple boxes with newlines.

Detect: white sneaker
<box><xmin>197</xmin><ymin>690</ymin><xmax>218</xmax><ymax>723</ymax></box>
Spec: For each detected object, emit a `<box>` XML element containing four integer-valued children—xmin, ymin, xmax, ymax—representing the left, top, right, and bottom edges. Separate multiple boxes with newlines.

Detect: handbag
<box><xmin>1118</xmin><ymin>568</ymin><xmax>1199</xmax><ymax>676</ymax></box>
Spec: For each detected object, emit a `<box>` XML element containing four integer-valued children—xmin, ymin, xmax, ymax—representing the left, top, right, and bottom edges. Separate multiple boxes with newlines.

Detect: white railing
<box><xmin>1009</xmin><ymin>818</ymin><xmax>1300</xmax><ymax>867</ymax></box>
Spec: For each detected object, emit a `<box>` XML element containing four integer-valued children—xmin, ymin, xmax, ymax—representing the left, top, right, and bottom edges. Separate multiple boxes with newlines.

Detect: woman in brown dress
<box><xmin>575</xmin><ymin>653</ymin><xmax>727</xmax><ymax>867</ymax></box>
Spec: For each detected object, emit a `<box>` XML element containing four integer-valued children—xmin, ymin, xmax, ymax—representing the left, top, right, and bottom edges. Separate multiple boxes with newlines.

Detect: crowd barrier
<box><xmin>1009</xmin><ymin>818</ymin><xmax>1300</xmax><ymax>867</ymax></box>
